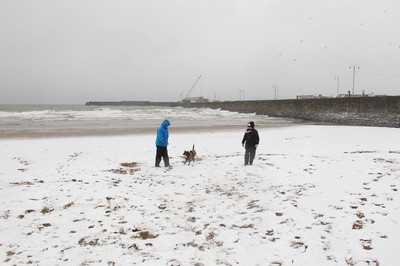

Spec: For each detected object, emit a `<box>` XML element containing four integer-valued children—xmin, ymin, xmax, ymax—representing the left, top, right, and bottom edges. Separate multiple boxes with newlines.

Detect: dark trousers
<box><xmin>244</xmin><ymin>147</ymin><xmax>256</xmax><ymax>165</ymax></box>
<box><xmin>155</xmin><ymin>146</ymin><xmax>169</xmax><ymax>167</ymax></box>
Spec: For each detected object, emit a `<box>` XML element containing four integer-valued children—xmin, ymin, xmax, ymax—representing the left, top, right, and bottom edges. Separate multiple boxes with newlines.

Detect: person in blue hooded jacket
<box><xmin>155</xmin><ymin>119</ymin><xmax>171</xmax><ymax>167</ymax></box>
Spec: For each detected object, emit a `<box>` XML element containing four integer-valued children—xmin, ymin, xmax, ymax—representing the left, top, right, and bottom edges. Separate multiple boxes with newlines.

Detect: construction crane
<box><xmin>182</xmin><ymin>74</ymin><xmax>202</xmax><ymax>101</ymax></box>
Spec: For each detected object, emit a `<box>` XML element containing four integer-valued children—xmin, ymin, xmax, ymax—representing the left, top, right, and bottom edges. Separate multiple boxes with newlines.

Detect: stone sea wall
<box><xmin>86</xmin><ymin>96</ymin><xmax>400</xmax><ymax>128</ymax></box>
<box><xmin>177</xmin><ymin>96</ymin><xmax>400</xmax><ymax>128</ymax></box>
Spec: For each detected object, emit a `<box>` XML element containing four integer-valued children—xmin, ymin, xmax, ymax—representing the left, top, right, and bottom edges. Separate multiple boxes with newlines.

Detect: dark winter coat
<box><xmin>242</xmin><ymin>128</ymin><xmax>260</xmax><ymax>149</ymax></box>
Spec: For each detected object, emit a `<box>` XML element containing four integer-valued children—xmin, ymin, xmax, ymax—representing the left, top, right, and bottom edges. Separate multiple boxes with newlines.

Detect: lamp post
<box><xmin>272</xmin><ymin>85</ymin><xmax>279</xmax><ymax>100</ymax></box>
<box><xmin>238</xmin><ymin>90</ymin><xmax>244</xmax><ymax>101</ymax></box>
<box><xmin>349</xmin><ymin>65</ymin><xmax>360</xmax><ymax>95</ymax></box>
<box><xmin>334</xmin><ymin>77</ymin><xmax>340</xmax><ymax>97</ymax></box>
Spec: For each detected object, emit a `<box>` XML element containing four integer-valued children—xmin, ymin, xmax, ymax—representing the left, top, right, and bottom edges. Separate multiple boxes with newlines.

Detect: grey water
<box><xmin>0</xmin><ymin>104</ymin><xmax>297</xmax><ymax>137</ymax></box>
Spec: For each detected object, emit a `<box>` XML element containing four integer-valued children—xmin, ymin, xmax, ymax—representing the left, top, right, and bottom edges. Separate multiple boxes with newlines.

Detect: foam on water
<box><xmin>0</xmin><ymin>104</ymin><xmax>296</xmax><ymax>136</ymax></box>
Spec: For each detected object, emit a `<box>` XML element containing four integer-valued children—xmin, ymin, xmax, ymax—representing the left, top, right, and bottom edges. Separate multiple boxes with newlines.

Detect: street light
<box><xmin>238</xmin><ymin>90</ymin><xmax>244</xmax><ymax>101</ymax></box>
<box><xmin>349</xmin><ymin>65</ymin><xmax>360</xmax><ymax>95</ymax></box>
<box><xmin>334</xmin><ymin>77</ymin><xmax>340</xmax><ymax>97</ymax></box>
<box><xmin>272</xmin><ymin>85</ymin><xmax>279</xmax><ymax>100</ymax></box>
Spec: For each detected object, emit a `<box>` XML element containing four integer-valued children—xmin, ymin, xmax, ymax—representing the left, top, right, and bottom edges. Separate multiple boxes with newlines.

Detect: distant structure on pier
<box><xmin>181</xmin><ymin>75</ymin><xmax>209</xmax><ymax>103</ymax></box>
<box><xmin>297</xmin><ymin>91</ymin><xmax>383</xmax><ymax>100</ymax></box>
<box><xmin>296</xmin><ymin>94</ymin><xmax>331</xmax><ymax>100</ymax></box>
<box><xmin>182</xmin><ymin>96</ymin><xmax>209</xmax><ymax>103</ymax></box>
<box><xmin>337</xmin><ymin>90</ymin><xmax>380</xmax><ymax>98</ymax></box>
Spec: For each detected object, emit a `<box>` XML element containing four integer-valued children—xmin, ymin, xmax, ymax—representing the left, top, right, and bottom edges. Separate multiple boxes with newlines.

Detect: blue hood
<box><xmin>162</xmin><ymin>120</ymin><xmax>171</xmax><ymax>128</ymax></box>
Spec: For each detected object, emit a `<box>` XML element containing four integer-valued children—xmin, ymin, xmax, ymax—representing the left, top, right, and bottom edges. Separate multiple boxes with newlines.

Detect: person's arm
<box><xmin>255</xmin><ymin>131</ymin><xmax>260</xmax><ymax>145</ymax></box>
<box><xmin>162</xmin><ymin>129</ymin><xmax>168</xmax><ymax>146</ymax></box>
<box><xmin>158</xmin><ymin>128</ymin><xmax>168</xmax><ymax>146</ymax></box>
<box><xmin>255</xmin><ymin>130</ymin><xmax>260</xmax><ymax>148</ymax></box>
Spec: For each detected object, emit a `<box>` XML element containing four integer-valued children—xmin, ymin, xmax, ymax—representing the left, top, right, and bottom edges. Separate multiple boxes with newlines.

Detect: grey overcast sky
<box><xmin>0</xmin><ymin>0</ymin><xmax>399</xmax><ymax>104</ymax></box>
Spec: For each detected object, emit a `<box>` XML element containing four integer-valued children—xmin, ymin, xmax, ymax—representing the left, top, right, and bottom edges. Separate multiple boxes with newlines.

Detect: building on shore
<box><xmin>182</xmin><ymin>96</ymin><xmax>209</xmax><ymax>103</ymax></box>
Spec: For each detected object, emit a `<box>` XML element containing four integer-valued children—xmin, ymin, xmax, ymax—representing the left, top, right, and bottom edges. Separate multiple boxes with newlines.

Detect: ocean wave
<box><xmin>0</xmin><ymin>105</ymin><xmax>281</xmax><ymax>129</ymax></box>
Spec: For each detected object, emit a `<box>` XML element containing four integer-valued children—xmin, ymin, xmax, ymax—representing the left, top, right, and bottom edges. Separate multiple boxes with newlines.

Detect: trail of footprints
<box><xmin>3</xmin><ymin>150</ymin><xmax>399</xmax><ymax>265</ymax></box>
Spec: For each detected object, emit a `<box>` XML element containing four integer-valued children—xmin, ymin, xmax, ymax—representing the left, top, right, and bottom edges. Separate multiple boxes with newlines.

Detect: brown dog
<box><xmin>183</xmin><ymin>145</ymin><xmax>196</xmax><ymax>165</ymax></box>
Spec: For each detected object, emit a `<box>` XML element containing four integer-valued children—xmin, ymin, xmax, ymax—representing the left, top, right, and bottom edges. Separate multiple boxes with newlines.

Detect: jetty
<box><xmin>85</xmin><ymin>96</ymin><xmax>400</xmax><ymax>128</ymax></box>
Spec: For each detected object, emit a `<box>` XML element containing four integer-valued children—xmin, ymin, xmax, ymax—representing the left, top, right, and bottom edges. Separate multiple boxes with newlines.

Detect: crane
<box><xmin>183</xmin><ymin>74</ymin><xmax>202</xmax><ymax>100</ymax></box>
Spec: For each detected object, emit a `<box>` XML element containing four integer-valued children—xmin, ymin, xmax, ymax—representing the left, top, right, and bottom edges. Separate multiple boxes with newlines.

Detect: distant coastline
<box><xmin>85</xmin><ymin>101</ymin><xmax>152</xmax><ymax>106</ymax></box>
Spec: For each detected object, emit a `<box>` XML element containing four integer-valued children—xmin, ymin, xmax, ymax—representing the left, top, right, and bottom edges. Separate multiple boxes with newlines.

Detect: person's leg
<box><xmin>162</xmin><ymin>147</ymin><xmax>170</xmax><ymax>167</ymax></box>
<box><xmin>155</xmin><ymin>146</ymin><xmax>163</xmax><ymax>167</ymax></box>
<box><xmin>249</xmin><ymin>147</ymin><xmax>256</xmax><ymax>165</ymax></box>
<box><xmin>244</xmin><ymin>149</ymin><xmax>250</xmax><ymax>165</ymax></box>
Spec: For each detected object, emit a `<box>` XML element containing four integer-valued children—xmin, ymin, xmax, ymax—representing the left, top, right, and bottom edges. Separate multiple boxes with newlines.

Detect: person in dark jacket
<box><xmin>155</xmin><ymin>120</ymin><xmax>171</xmax><ymax>167</ymax></box>
<box><xmin>241</xmin><ymin>121</ymin><xmax>260</xmax><ymax>165</ymax></box>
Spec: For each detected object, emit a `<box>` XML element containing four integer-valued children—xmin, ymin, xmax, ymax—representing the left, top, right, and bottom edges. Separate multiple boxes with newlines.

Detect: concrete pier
<box><xmin>86</xmin><ymin>96</ymin><xmax>400</xmax><ymax>128</ymax></box>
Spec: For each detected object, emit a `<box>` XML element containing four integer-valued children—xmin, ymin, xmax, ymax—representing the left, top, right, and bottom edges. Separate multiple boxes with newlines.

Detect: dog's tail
<box><xmin>192</xmin><ymin>144</ymin><xmax>195</xmax><ymax>150</ymax></box>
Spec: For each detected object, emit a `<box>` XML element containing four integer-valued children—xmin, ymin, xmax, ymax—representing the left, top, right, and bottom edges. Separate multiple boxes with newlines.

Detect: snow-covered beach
<box><xmin>1</xmin><ymin>106</ymin><xmax>399</xmax><ymax>265</ymax></box>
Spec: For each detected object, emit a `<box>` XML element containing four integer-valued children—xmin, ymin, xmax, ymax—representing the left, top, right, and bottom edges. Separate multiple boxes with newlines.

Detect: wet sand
<box><xmin>0</xmin><ymin>122</ymin><xmax>302</xmax><ymax>139</ymax></box>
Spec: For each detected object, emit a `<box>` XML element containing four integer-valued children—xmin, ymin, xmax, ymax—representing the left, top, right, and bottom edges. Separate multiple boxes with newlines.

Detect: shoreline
<box><xmin>0</xmin><ymin>123</ymin><xmax>304</xmax><ymax>139</ymax></box>
<box><xmin>0</xmin><ymin>120</ymin><xmax>316</xmax><ymax>141</ymax></box>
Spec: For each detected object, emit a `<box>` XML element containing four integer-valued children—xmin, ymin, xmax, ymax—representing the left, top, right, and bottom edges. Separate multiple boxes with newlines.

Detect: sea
<box><xmin>0</xmin><ymin>104</ymin><xmax>297</xmax><ymax>138</ymax></box>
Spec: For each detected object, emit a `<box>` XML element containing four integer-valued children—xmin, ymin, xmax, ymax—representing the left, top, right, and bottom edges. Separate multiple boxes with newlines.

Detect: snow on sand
<box><xmin>0</xmin><ymin>125</ymin><xmax>399</xmax><ymax>265</ymax></box>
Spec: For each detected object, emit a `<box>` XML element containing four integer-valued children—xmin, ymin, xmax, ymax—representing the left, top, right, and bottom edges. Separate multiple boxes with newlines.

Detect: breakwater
<box><xmin>86</xmin><ymin>96</ymin><xmax>400</xmax><ymax>128</ymax></box>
